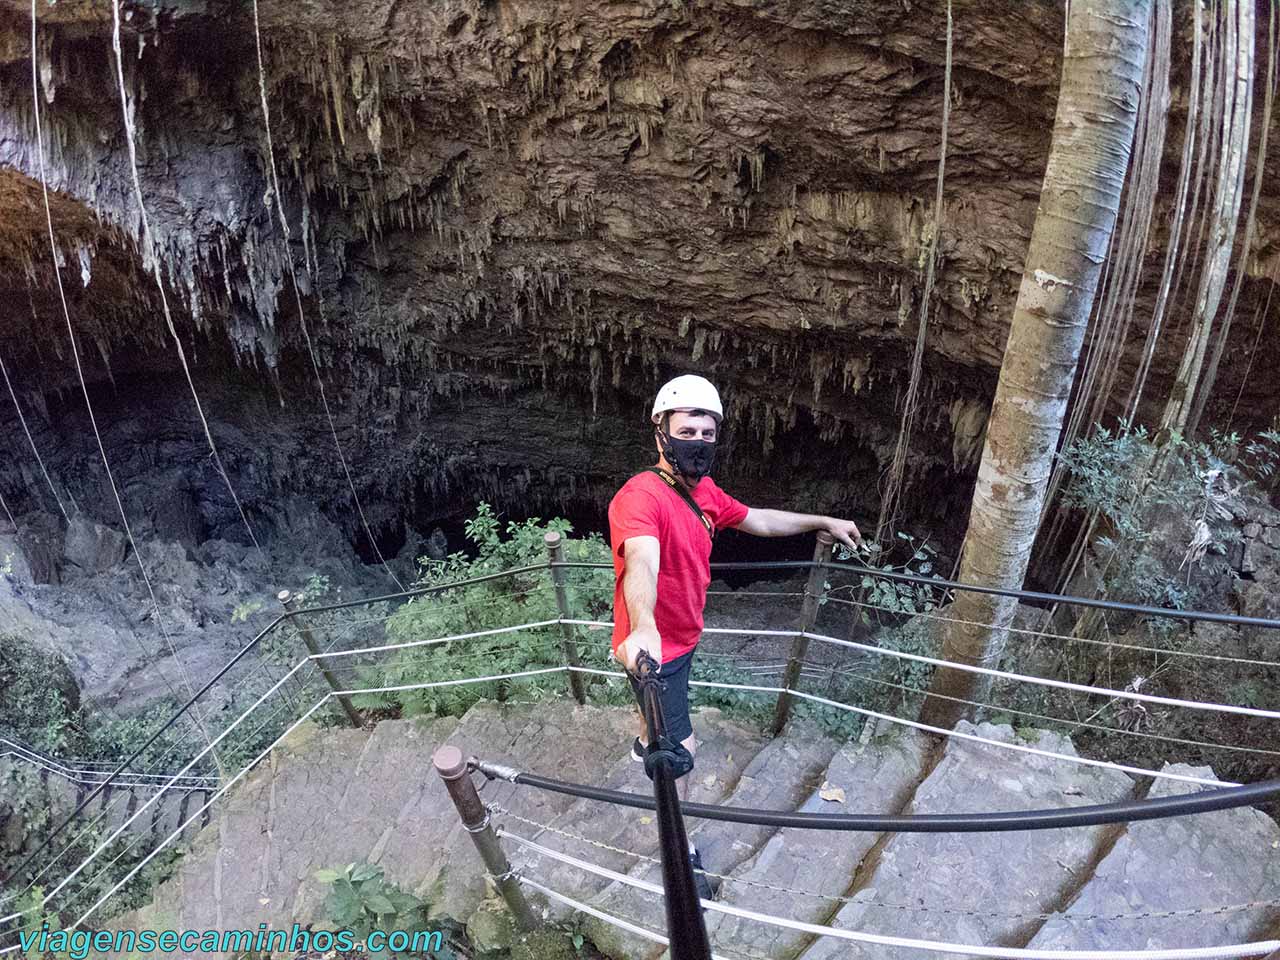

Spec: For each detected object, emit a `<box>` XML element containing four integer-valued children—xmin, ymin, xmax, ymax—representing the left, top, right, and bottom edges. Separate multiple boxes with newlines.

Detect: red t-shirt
<box><xmin>608</xmin><ymin>471</ymin><xmax>750</xmax><ymax>663</ymax></box>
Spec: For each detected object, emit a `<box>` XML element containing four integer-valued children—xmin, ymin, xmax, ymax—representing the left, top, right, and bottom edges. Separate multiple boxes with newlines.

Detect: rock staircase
<box><xmin>108</xmin><ymin>701</ymin><xmax>1280</xmax><ymax>958</ymax></box>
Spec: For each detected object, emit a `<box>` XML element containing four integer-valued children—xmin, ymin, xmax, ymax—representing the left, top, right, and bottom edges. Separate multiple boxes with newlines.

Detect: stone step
<box><xmin>793</xmin><ymin>721</ymin><xmax>1135</xmax><ymax>960</ymax></box>
<box><xmin>1024</xmin><ymin>762</ymin><xmax>1280</xmax><ymax>952</ymax></box>
<box><xmin>510</xmin><ymin>708</ymin><xmax>768</xmax><ymax>920</ymax></box>
<box><xmin>581</xmin><ymin>720</ymin><xmax>844</xmax><ymax>960</ymax></box>
<box><xmin>112</xmin><ymin>699</ymin><xmax>637</xmax><ymax>950</ymax></box>
<box><xmin>706</xmin><ymin>723</ymin><xmax>933</xmax><ymax>960</ymax></box>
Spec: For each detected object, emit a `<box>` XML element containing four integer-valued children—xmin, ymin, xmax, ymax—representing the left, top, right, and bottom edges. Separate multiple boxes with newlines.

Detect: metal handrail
<box><xmin>16</xmin><ymin>545</ymin><xmax>1280</xmax><ymax>906</ymax></box>
<box><xmin>477</xmin><ymin>760</ymin><xmax>1280</xmax><ymax>832</ymax></box>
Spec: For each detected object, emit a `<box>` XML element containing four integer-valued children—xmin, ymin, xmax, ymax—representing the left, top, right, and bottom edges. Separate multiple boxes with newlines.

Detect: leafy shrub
<box><xmin>315</xmin><ymin>862</ymin><xmax>434</xmax><ymax>946</ymax></box>
<box><xmin>1057</xmin><ymin>422</ymin><xmax>1245</xmax><ymax>614</ymax></box>
<box><xmin>362</xmin><ymin>504</ymin><xmax>616</xmax><ymax>717</ymax></box>
<box><xmin>0</xmin><ymin>635</ymin><xmax>85</xmax><ymax>755</ymax></box>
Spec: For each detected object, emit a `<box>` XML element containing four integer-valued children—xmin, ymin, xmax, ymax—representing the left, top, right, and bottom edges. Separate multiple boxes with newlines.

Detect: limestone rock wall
<box><xmin>0</xmin><ymin>0</ymin><xmax>1277</xmax><ymax>549</ymax></box>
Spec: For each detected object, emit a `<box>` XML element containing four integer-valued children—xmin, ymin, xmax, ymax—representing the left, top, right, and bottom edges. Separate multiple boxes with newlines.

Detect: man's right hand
<box><xmin>619</xmin><ymin>624</ymin><xmax>662</xmax><ymax>673</ymax></box>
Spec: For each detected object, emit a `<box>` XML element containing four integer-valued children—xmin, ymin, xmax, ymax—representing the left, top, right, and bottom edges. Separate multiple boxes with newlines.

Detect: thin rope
<box><xmin>61</xmin><ymin>696</ymin><xmax>330</xmax><ymax>937</ymax></box>
<box><xmin>248</xmin><ymin>0</ymin><xmax>404</xmax><ymax>590</ymax></box>
<box><xmin>334</xmin><ymin>665</ymin><xmax>568</xmax><ymax>697</ymax></box>
<box><xmin>317</xmin><ymin>641</ymin><xmax>566</xmax><ymax>677</ymax></box>
<box><xmin>515</xmin><ymin>874</ymin><xmax>749</xmax><ymax>960</ymax></box>
<box><xmin>29</xmin><ymin>0</ymin><xmax>208</xmax><ymax>730</ymax></box>
<box><xmin>0</xmin><ymin>667</ymin><xmax>318</xmax><ymax>914</ymax></box>
<box><xmin>0</xmin><ymin>741</ymin><xmax>216</xmax><ymax>788</ymax></box>
<box><xmin>313</xmin><ymin>618</ymin><xmax>565</xmax><ymax>660</ymax></box>
<box><xmin>108</xmin><ymin>0</ymin><xmax>262</xmax><ymax>556</ymax></box>
<box><xmin>0</xmin><ymin>352</ymin><xmax>67</xmax><ymax>521</ymax></box>
<box><xmin>567</xmin><ymin>665</ymin><xmax>1232</xmax><ymax>787</ymax></box>
<box><xmin>875</xmin><ymin>0</ymin><xmax>952</xmax><ymax>544</ymax></box>
<box><xmin>0</xmin><ymin>492</ymin><xmax>14</xmax><ymax>530</ymax></box>
<box><xmin>499</xmin><ymin>830</ymin><xmax>1280</xmax><ymax>960</ymax></box>
<box><xmin>822</xmin><ymin>664</ymin><xmax>1280</xmax><ymax>759</ymax></box>
<box><xmin>30</xmin><ymin>658</ymin><xmax>309</xmax><ymax>912</ymax></box>
<box><xmin>562</xmin><ymin>620</ymin><xmax>1280</xmax><ymax>723</ymax></box>
<box><xmin>824</xmin><ymin>594</ymin><xmax>1280</xmax><ymax>669</ymax></box>
<box><xmin>493</xmin><ymin>807</ymin><xmax>1280</xmax><ymax>924</ymax></box>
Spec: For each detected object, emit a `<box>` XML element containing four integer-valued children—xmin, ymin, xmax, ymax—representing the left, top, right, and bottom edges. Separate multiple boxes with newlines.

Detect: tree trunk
<box><xmin>920</xmin><ymin>0</ymin><xmax>1150</xmax><ymax>730</ymax></box>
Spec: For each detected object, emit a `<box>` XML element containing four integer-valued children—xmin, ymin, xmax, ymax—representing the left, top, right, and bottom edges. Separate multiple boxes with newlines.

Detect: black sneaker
<box><xmin>630</xmin><ymin>737</ymin><xmax>645</xmax><ymax>762</ymax></box>
<box><xmin>689</xmin><ymin>847</ymin><xmax>720</xmax><ymax>903</ymax></box>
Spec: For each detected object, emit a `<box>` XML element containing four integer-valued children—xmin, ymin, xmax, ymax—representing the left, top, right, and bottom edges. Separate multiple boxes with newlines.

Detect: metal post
<box><xmin>771</xmin><ymin>531</ymin><xmax>835</xmax><ymax>736</ymax></box>
<box><xmin>544</xmin><ymin>531</ymin><xmax>587</xmax><ymax>705</ymax></box>
<box><xmin>634</xmin><ymin>654</ymin><xmax>712</xmax><ymax>960</ymax></box>
<box><xmin>433</xmin><ymin>745</ymin><xmax>538</xmax><ymax>931</ymax></box>
<box><xmin>277</xmin><ymin>590</ymin><xmax>364</xmax><ymax>728</ymax></box>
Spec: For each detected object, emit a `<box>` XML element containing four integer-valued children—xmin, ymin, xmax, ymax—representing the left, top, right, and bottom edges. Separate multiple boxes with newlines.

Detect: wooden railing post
<box><xmin>544</xmin><ymin>531</ymin><xmax>587</xmax><ymax>705</ymax></box>
<box><xmin>770</xmin><ymin>532</ymin><xmax>835</xmax><ymax>736</ymax></box>
<box><xmin>277</xmin><ymin>590</ymin><xmax>364</xmax><ymax>728</ymax></box>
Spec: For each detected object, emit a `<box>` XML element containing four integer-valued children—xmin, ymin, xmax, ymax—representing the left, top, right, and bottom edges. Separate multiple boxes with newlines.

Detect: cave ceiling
<box><xmin>0</xmin><ymin>0</ymin><xmax>1277</xmax><ymax>542</ymax></box>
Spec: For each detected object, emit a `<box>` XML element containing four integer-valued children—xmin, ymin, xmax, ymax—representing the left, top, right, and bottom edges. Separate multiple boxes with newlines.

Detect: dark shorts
<box><xmin>628</xmin><ymin>648</ymin><xmax>696</xmax><ymax>745</ymax></box>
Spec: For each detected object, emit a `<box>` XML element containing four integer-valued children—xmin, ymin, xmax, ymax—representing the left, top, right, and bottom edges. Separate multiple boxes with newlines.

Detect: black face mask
<box><xmin>658</xmin><ymin>430</ymin><xmax>717</xmax><ymax>481</ymax></box>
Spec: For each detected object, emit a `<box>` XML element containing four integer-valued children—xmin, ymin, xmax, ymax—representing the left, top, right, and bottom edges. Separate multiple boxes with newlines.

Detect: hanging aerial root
<box><xmin>1188</xmin><ymin>0</ymin><xmax>1277</xmax><ymax>436</ymax></box>
<box><xmin>0</xmin><ymin>349</ymin><xmax>68</xmax><ymax>521</ymax></box>
<box><xmin>107</xmin><ymin>0</ymin><xmax>262</xmax><ymax>558</ymax></box>
<box><xmin>874</xmin><ymin>0</ymin><xmax>952</xmax><ymax>545</ymax></box>
<box><xmin>250</xmin><ymin>0</ymin><xmax>405</xmax><ymax>591</ymax></box>
<box><xmin>1127</xmin><ymin>0</ymin><xmax>1207</xmax><ymax>418</ymax></box>
<box><xmin>1159</xmin><ymin>0</ymin><xmax>1255</xmax><ymax>437</ymax></box>
<box><xmin>28</xmin><ymin>0</ymin><xmax>217</xmax><ymax>757</ymax></box>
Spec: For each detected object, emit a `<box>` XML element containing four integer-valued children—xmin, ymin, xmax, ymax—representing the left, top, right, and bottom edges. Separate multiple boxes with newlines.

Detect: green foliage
<box><xmin>0</xmin><ymin>635</ymin><xmax>85</xmax><ymax>755</ymax></box>
<box><xmin>821</xmin><ymin>533</ymin><xmax>946</xmax><ymax>707</ymax></box>
<box><xmin>315</xmin><ymin>862</ymin><xmax>431</xmax><ymax>944</ymax></box>
<box><xmin>1058</xmin><ymin>422</ymin><xmax>1248</xmax><ymax>613</ymax></box>
<box><xmin>369</xmin><ymin>504</ymin><xmax>615</xmax><ymax>718</ymax></box>
<box><xmin>230</xmin><ymin>598</ymin><xmax>264</xmax><ymax>623</ymax></box>
<box><xmin>832</xmin><ymin>533</ymin><xmax>941</xmax><ymax>617</ymax></box>
<box><xmin>1235</xmin><ymin>428</ymin><xmax>1280</xmax><ymax>483</ymax></box>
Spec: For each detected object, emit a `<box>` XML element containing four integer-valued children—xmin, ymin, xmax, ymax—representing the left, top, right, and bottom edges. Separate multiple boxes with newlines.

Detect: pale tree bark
<box><xmin>920</xmin><ymin>0</ymin><xmax>1150</xmax><ymax>730</ymax></box>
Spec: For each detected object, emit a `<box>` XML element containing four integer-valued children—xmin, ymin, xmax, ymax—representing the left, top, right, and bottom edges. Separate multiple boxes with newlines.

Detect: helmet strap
<box><xmin>656</xmin><ymin>413</ymin><xmax>681</xmax><ymax>476</ymax></box>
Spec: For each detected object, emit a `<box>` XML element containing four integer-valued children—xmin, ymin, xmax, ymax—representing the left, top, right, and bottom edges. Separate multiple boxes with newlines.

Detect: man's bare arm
<box><xmin>620</xmin><ymin>535</ymin><xmax>661</xmax><ymax>670</ymax></box>
<box><xmin>734</xmin><ymin>508</ymin><xmax>862</xmax><ymax>549</ymax></box>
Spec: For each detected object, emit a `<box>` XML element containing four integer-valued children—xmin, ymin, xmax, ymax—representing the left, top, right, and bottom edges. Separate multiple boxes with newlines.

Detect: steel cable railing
<box><xmin>498</xmin><ymin>829</ymin><xmax>1280</xmax><ymax>960</ymax></box>
<box><xmin>6</xmin><ymin>548</ymin><xmax>1279</xmax><ymax>958</ymax></box>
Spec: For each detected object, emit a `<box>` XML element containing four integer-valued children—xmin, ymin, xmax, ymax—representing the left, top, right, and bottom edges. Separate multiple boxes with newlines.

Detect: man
<box><xmin>607</xmin><ymin>373</ymin><xmax>861</xmax><ymax>897</ymax></box>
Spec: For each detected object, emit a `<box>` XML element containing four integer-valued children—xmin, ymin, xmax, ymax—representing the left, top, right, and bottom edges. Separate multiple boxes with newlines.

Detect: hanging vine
<box><xmin>875</xmin><ymin>0</ymin><xmax>952</xmax><ymax>546</ymax></box>
<box><xmin>1159</xmin><ymin>0</ymin><xmax>1255</xmax><ymax>437</ymax></box>
<box><xmin>1187</xmin><ymin>0</ymin><xmax>1278</xmax><ymax>437</ymax></box>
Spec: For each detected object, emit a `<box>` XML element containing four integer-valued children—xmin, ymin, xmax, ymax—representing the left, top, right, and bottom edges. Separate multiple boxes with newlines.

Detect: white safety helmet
<box><xmin>651</xmin><ymin>374</ymin><xmax>723</xmax><ymax>424</ymax></box>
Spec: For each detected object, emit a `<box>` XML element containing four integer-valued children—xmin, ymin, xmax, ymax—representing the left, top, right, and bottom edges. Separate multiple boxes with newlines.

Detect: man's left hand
<box><xmin>823</xmin><ymin>518</ymin><xmax>863</xmax><ymax>551</ymax></box>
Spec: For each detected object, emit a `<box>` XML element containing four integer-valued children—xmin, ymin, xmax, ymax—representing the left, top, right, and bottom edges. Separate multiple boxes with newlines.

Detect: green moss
<box><xmin>509</xmin><ymin>928</ymin><xmax>578</xmax><ymax>960</ymax></box>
